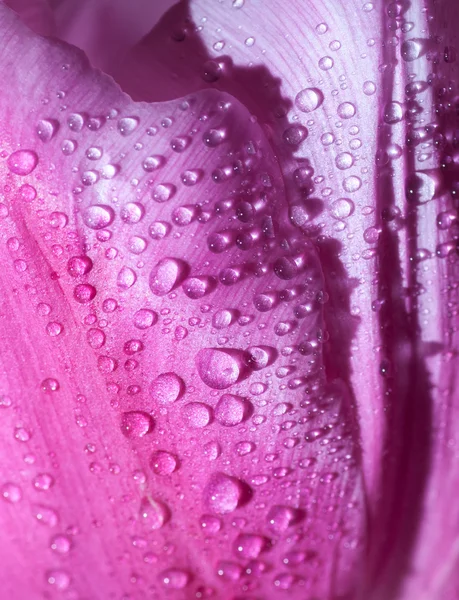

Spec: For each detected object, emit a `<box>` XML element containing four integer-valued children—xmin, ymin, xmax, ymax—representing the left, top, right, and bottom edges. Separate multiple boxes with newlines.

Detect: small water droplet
<box><xmin>150</xmin><ymin>450</ymin><xmax>178</xmax><ymax>475</ymax></box>
<box><xmin>139</xmin><ymin>496</ymin><xmax>169</xmax><ymax>529</ymax></box>
<box><xmin>36</xmin><ymin>119</ymin><xmax>58</xmax><ymax>142</ymax></box>
<box><xmin>150</xmin><ymin>372</ymin><xmax>184</xmax><ymax>403</ymax></box>
<box><xmin>82</xmin><ymin>205</ymin><xmax>115</xmax><ymax>229</ymax></box>
<box><xmin>295</xmin><ymin>88</ymin><xmax>324</xmax><ymax>113</ymax></box>
<box><xmin>118</xmin><ymin>117</ymin><xmax>139</xmax><ymax>136</ymax></box>
<box><xmin>215</xmin><ymin>394</ymin><xmax>250</xmax><ymax>426</ymax></box>
<box><xmin>204</xmin><ymin>473</ymin><xmax>246</xmax><ymax>514</ymax></box>
<box><xmin>149</xmin><ymin>257</ymin><xmax>187</xmax><ymax>296</ymax></box>
<box><xmin>196</xmin><ymin>348</ymin><xmax>241</xmax><ymax>389</ymax></box>
<box><xmin>182</xmin><ymin>402</ymin><xmax>213</xmax><ymax>428</ymax></box>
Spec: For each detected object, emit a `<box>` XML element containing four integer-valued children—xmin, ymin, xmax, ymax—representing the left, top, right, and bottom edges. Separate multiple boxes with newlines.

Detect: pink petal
<box><xmin>0</xmin><ymin>5</ymin><xmax>366</xmax><ymax>599</ymax></box>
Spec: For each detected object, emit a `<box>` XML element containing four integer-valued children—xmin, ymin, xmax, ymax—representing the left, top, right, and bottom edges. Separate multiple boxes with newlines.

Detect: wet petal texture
<box><xmin>0</xmin><ymin>6</ymin><xmax>365</xmax><ymax>600</ymax></box>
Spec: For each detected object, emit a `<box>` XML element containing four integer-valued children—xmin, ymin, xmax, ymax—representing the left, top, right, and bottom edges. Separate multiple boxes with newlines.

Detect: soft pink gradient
<box><xmin>0</xmin><ymin>1</ymin><xmax>458</xmax><ymax>599</ymax></box>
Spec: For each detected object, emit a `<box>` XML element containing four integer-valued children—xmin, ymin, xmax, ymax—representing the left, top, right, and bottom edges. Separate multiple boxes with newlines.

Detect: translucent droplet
<box><xmin>7</xmin><ymin>150</ymin><xmax>38</xmax><ymax>175</ymax></box>
<box><xmin>150</xmin><ymin>372</ymin><xmax>184</xmax><ymax>404</ymax></box>
<box><xmin>337</xmin><ymin>102</ymin><xmax>356</xmax><ymax>119</ymax></box>
<box><xmin>120</xmin><ymin>202</ymin><xmax>144</xmax><ymax>224</ymax></box>
<box><xmin>134</xmin><ymin>308</ymin><xmax>158</xmax><ymax>329</ymax></box>
<box><xmin>150</xmin><ymin>450</ymin><xmax>178</xmax><ymax>475</ymax></box>
<box><xmin>33</xmin><ymin>504</ymin><xmax>59</xmax><ymax>526</ymax></box>
<box><xmin>383</xmin><ymin>101</ymin><xmax>403</xmax><ymax>124</ymax></box>
<box><xmin>233</xmin><ymin>533</ymin><xmax>266</xmax><ymax>559</ymax></box>
<box><xmin>283</xmin><ymin>124</ymin><xmax>308</xmax><ymax>146</ymax></box>
<box><xmin>121</xmin><ymin>411</ymin><xmax>154</xmax><ymax>438</ymax></box>
<box><xmin>295</xmin><ymin>88</ymin><xmax>324</xmax><ymax>113</ymax></box>
<box><xmin>267</xmin><ymin>505</ymin><xmax>302</xmax><ymax>532</ymax></box>
<box><xmin>46</xmin><ymin>569</ymin><xmax>70</xmax><ymax>591</ymax></box>
<box><xmin>149</xmin><ymin>221</ymin><xmax>170</xmax><ymax>240</ymax></box>
<box><xmin>215</xmin><ymin>394</ymin><xmax>250</xmax><ymax>426</ymax></box>
<box><xmin>343</xmin><ymin>175</ymin><xmax>362</xmax><ymax>192</ymax></box>
<box><xmin>86</xmin><ymin>146</ymin><xmax>102</xmax><ymax>160</ymax></box>
<box><xmin>46</xmin><ymin>322</ymin><xmax>63</xmax><ymax>337</ymax></box>
<box><xmin>159</xmin><ymin>568</ymin><xmax>190</xmax><ymax>589</ymax></box>
<box><xmin>182</xmin><ymin>276</ymin><xmax>213</xmax><ymax>299</ymax></box>
<box><xmin>61</xmin><ymin>139</ymin><xmax>76</xmax><ymax>155</ymax></box>
<box><xmin>67</xmin><ymin>113</ymin><xmax>84</xmax><ymax>131</ymax></box>
<box><xmin>335</xmin><ymin>152</ymin><xmax>354</xmax><ymax>170</ymax></box>
<box><xmin>1</xmin><ymin>482</ymin><xmax>22</xmax><ymax>503</ymax></box>
<box><xmin>33</xmin><ymin>473</ymin><xmax>54</xmax><ymax>491</ymax></box>
<box><xmin>182</xmin><ymin>402</ymin><xmax>213</xmax><ymax>428</ymax></box>
<box><xmin>401</xmin><ymin>39</ymin><xmax>422</xmax><ymax>61</ymax></box>
<box><xmin>118</xmin><ymin>117</ymin><xmax>139</xmax><ymax>136</ymax></box>
<box><xmin>203</xmin><ymin>128</ymin><xmax>226</xmax><ymax>147</ymax></box>
<box><xmin>330</xmin><ymin>198</ymin><xmax>354</xmax><ymax>219</ymax></box>
<box><xmin>117</xmin><ymin>266</ymin><xmax>137</xmax><ymax>290</ymax></box>
<box><xmin>200</xmin><ymin>514</ymin><xmax>221</xmax><ymax>533</ymax></box>
<box><xmin>73</xmin><ymin>283</ymin><xmax>96</xmax><ymax>304</ymax></box>
<box><xmin>41</xmin><ymin>378</ymin><xmax>60</xmax><ymax>392</ymax></box>
<box><xmin>363</xmin><ymin>80</ymin><xmax>376</xmax><ymax>95</ymax></box>
<box><xmin>67</xmin><ymin>255</ymin><xmax>93</xmax><ymax>277</ymax></box>
<box><xmin>196</xmin><ymin>348</ymin><xmax>240</xmax><ymax>389</ymax></box>
<box><xmin>82</xmin><ymin>205</ymin><xmax>114</xmax><ymax>229</ymax></box>
<box><xmin>318</xmin><ymin>56</ymin><xmax>334</xmax><ymax>70</ymax></box>
<box><xmin>36</xmin><ymin>119</ymin><xmax>58</xmax><ymax>142</ymax></box>
<box><xmin>152</xmin><ymin>183</ymin><xmax>176</xmax><ymax>203</ymax></box>
<box><xmin>143</xmin><ymin>155</ymin><xmax>164</xmax><ymax>171</ymax></box>
<box><xmin>139</xmin><ymin>496</ymin><xmax>169</xmax><ymax>529</ymax></box>
<box><xmin>204</xmin><ymin>473</ymin><xmax>245</xmax><ymax>514</ymax></box>
<box><xmin>149</xmin><ymin>257</ymin><xmax>186</xmax><ymax>296</ymax></box>
<box><xmin>50</xmin><ymin>534</ymin><xmax>72</xmax><ymax>554</ymax></box>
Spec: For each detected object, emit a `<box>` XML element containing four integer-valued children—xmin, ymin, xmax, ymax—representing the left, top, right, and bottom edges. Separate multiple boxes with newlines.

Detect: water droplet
<box><xmin>46</xmin><ymin>322</ymin><xmax>63</xmax><ymax>337</ymax></box>
<box><xmin>118</xmin><ymin>117</ymin><xmax>139</xmax><ymax>136</ymax></box>
<box><xmin>33</xmin><ymin>473</ymin><xmax>54</xmax><ymax>491</ymax></box>
<box><xmin>207</xmin><ymin>231</ymin><xmax>232</xmax><ymax>253</ymax></box>
<box><xmin>134</xmin><ymin>308</ymin><xmax>157</xmax><ymax>329</ymax></box>
<box><xmin>120</xmin><ymin>202</ymin><xmax>144</xmax><ymax>224</ymax></box>
<box><xmin>203</xmin><ymin>128</ymin><xmax>226</xmax><ymax>147</ymax></box>
<box><xmin>182</xmin><ymin>402</ymin><xmax>213</xmax><ymax>428</ymax></box>
<box><xmin>383</xmin><ymin>101</ymin><xmax>403</xmax><ymax>124</ymax></box>
<box><xmin>149</xmin><ymin>257</ymin><xmax>187</xmax><ymax>296</ymax></box>
<box><xmin>233</xmin><ymin>533</ymin><xmax>266</xmax><ymax>559</ymax></box>
<box><xmin>318</xmin><ymin>56</ymin><xmax>334</xmax><ymax>70</ymax></box>
<box><xmin>267</xmin><ymin>505</ymin><xmax>302</xmax><ymax>532</ymax></box>
<box><xmin>152</xmin><ymin>183</ymin><xmax>176</xmax><ymax>203</ymax></box>
<box><xmin>182</xmin><ymin>276</ymin><xmax>213</xmax><ymax>299</ymax></box>
<box><xmin>295</xmin><ymin>88</ymin><xmax>324</xmax><ymax>113</ymax></box>
<box><xmin>235</xmin><ymin>440</ymin><xmax>255</xmax><ymax>456</ymax></box>
<box><xmin>401</xmin><ymin>39</ymin><xmax>422</xmax><ymax>61</ymax></box>
<box><xmin>140</xmin><ymin>496</ymin><xmax>169</xmax><ymax>529</ymax></box>
<box><xmin>215</xmin><ymin>394</ymin><xmax>250</xmax><ymax>426</ymax></box>
<box><xmin>46</xmin><ymin>569</ymin><xmax>70</xmax><ymax>591</ymax></box>
<box><xmin>143</xmin><ymin>155</ymin><xmax>164</xmax><ymax>171</ymax></box>
<box><xmin>149</xmin><ymin>221</ymin><xmax>170</xmax><ymax>240</ymax></box>
<box><xmin>150</xmin><ymin>372</ymin><xmax>184</xmax><ymax>403</ymax></box>
<box><xmin>1</xmin><ymin>482</ymin><xmax>22</xmax><ymax>503</ymax></box>
<box><xmin>196</xmin><ymin>348</ymin><xmax>240</xmax><ymax>389</ymax></box>
<box><xmin>86</xmin><ymin>146</ymin><xmax>102</xmax><ymax>160</ymax></box>
<box><xmin>67</xmin><ymin>113</ymin><xmax>84</xmax><ymax>131</ymax></box>
<box><xmin>330</xmin><ymin>198</ymin><xmax>354</xmax><ymax>219</ymax></box>
<box><xmin>159</xmin><ymin>568</ymin><xmax>190</xmax><ymax>589</ymax></box>
<box><xmin>363</xmin><ymin>80</ymin><xmax>376</xmax><ymax>95</ymax></box>
<box><xmin>82</xmin><ymin>205</ymin><xmax>115</xmax><ymax>229</ymax></box>
<box><xmin>204</xmin><ymin>473</ymin><xmax>245</xmax><ymax>514</ymax></box>
<box><xmin>41</xmin><ymin>378</ymin><xmax>60</xmax><ymax>392</ymax></box>
<box><xmin>335</xmin><ymin>152</ymin><xmax>354</xmax><ymax>170</ymax></box>
<box><xmin>343</xmin><ymin>175</ymin><xmax>362</xmax><ymax>192</ymax></box>
<box><xmin>73</xmin><ymin>283</ymin><xmax>96</xmax><ymax>304</ymax></box>
<box><xmin>337</xmin><ymin>102</ymin><xmax>356</xmax><ymax>119</ymax></box>
<box><xmin>150</xmin><ymin>450</ymin><xmax>178</xmax><ymax>475</ymax></box>
<box><xmin>61</xmin><ymin>139</ymin><xmax>76</xmax><ymax>155</ymax></box>
<box><xmin>121</xmin><ymin>411</ymin><xmax>154</xmax><ymax>438</ymax></box>
<box><xmin>7</xmin><ymin>150</ymin><xmax>38</xmax><ymax>175</ymax></box>
<box><xmin>33</xmin><ymin>504</ymin><xmax>59</xmax><ymax>526</ymax></box>
<box><xmin>67</xmin><ymin>255</ymin><xmax>93</xmax><ymax>277</ymax></box>
<box><xmin>117</xmin><ymin>266</ymin><xmax>137</xmax><ymax>290</ymax></box>
<box><xmin>50</xmin><ymin>534</ymin><xmax>72</xmax><ymax>554</ymax></box>
<box><xmin>283</xmin><ymin>124</ymin><xmax>308</xmax><ymax>146</ymax></box>
<box><xmin>200</xmin><ymin>514</ymin><xmax>221</xmax><ymax>533</ymax></box>
<box><xmin>36</xmin><ymin>119</ymin><xmax>58</xmax><ymax>142</ymax></box>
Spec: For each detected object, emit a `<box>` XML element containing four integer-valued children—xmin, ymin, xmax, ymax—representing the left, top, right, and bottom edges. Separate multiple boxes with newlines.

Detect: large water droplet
<box><xmin>196</xmin><ymin>348</ymin><xmax>241</xmax><ymax>389</ymax></box>
<box><xmin>150</xmin><ymin>450</ymin><xmax>178</xmax><ymax>475</ymax></box>
<box><xmin>82</xmin><ymin>205</ymin><xmax>115</xmax><ymax>229</ymax></box>
<box><xmin>401</xmin><ymin>39</ymin><xmax>422</xmax><ymax>61</ymax></box>
<box><xmin>267</xmin><ymin>505</ymin><xmax>302</xmax><ymax>532</ymax></box>
<box><xmin>295</xmin><ymin>88</ymin><xmax>324</xmax><ymax>113</ymax></box>
<box><xmin>215</xmin><ymin>394</ymin><xmax>250</xmax><ymax>426</ymax></box>
<box><xmin>7</xmin><ymin>150</ymin><xmax>38</xmax><ymax>175</ymax></box>
<box><xmin>120</xmin><ymin>411</ymin><xmax>154</xmax><ymax>438</ymax></box>
<box><xmin>150</xmin><ymin>372</ymin><xmax>184</xmax><ymax>403</ymax></box>
<box><xmin>204</xmin><ymin>473</ymin><xmax>246</xmax><ymax>514</ymax></box>
<box><xmin>118</xmin><ymin>116</ymin><xmax>139</xmax><ymax>136</ymax></box>
<box><xmin>149</xmin><ymin>258</ymin><xmax>187</xmax><ymax>296</ymax></box>
<box><xmin>139</xmin><ymin>496</ymin><xmax>169</xmax><ymax>529</ymax></box>
<box><xmin>233</xmin><ymin>533</ymin><xmax>267</xmax><ymax>559</ymax></box>
<box><xmin>383</xmin><ymin>101</ymin><xmax>403</xmax><ymax>124</ymax></box>
<box><xmin>182</xmin><ymin>402</ymin><xmax>213</xmax><ymax>428</ymax></box>
<box><xmin>36</xmin><ymin>119</ymin><xmax>58</xmax><ymax>142</ymax></box>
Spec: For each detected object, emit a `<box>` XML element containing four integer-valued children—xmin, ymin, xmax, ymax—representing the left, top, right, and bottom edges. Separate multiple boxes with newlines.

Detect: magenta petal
<box><xmin>0</xmin><ymin>5</ymin><xmax>366</xmax><ymax>599</ymax></box>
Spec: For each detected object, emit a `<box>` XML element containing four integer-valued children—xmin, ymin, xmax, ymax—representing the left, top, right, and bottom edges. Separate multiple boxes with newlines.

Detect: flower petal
<box><xmin>0</xmin><ymin>5</ymin><xmax>366</xmax><ymax>599</ymax></box>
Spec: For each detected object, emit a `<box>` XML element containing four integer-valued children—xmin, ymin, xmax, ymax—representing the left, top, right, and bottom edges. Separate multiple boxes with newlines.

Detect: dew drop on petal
<box><xmin>7</xmin><ymin>150</ymin><xmax>38</xmax><ymax>175</ymax></box>
<box><xmin>204</xmin><ymin>473</ymin><xmax>245</xmax><ymax>514</ymax></box>
<box><xmin>295</xmin><ymin>88</ymin><xmax>324</xmax><ymax>113</ymax></box>
<box><xmin>196</xmin><ymin>348</ymin><xmax>240</xmax><ymax>389</ymax></box>
<box><xmin>120</xmin><ymin>411</ymin><xmax>154</xmax><ymax>438</ymax></box>
<box><xmin>150</xmin><ymin>372</ymin><xmax>184</xmax><ymax>404</ymax></box>
<box><xmin>159</xmin><ymin>568</ymin><xmax>190</xmax><ymax>589</ymax></box>
<box><xmin>149</xmin><ymin>258</ymin><xmax>187</xmax><ymax>296</ymax></box>
<box><xmin>150</xmin><ymin>450</ymin><xmax>178</xmax><ymax>475</ymax></box>
<box><xmin>215</xmin><ymin>394</ymin><xmax>250</xmax><ymax>426</ymax></box>
<box><xmin>82</xmin><ymin>205</ymin><xmax>115</xmax><ymax>230</ymax></box>
<box><xmin>182</xmin><ymin>402</ymin><xmax>213</xmax><ymax>428</ymax></box>
<box><xmin>139</xmin><ymin>496</ymin><xmax>169</xmax><ymax>530</ymax></box>
<box><xmin>36</xmin><ymin>119</ymin><xmax>58</xmax><ymax>142</ymax></box>
<box><xmin>118</xmin><ymin>117</ymin><xmax>139</xmax><ymax>136</ymax></box>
